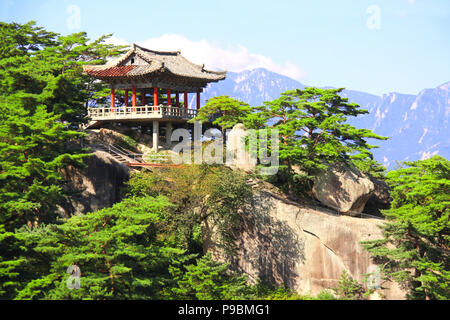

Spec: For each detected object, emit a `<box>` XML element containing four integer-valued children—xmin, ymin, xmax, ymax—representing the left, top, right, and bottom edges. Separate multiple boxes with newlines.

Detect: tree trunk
<box><xmin>285</xmin><ymin>159</ymin><xmax>295</xmax><ymax>199</ymax></box>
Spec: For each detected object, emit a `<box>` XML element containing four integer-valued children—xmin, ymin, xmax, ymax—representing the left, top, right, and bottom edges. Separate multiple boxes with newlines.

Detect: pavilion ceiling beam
<box><xmin>110</xmin><ymin>81</ymin><xmax>205</xmax><ymax>92</ymax></box>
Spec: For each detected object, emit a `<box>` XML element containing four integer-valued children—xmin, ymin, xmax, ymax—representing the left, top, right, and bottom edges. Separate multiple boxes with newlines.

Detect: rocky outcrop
<box><xmin>312</xmin><ymin>164</ymin><xmax>375</xmax><ymax>216</ymax></box>
<box><xmin>364</xmin><ymin>176</ymin><xmax>391</xmax><ymax>217</ymax></box>
<box><xmin>203</xmin><ymin>182</ymin><xmax>405</xmax><ymax>299</ymax></box>
<box><xmin>225</xmin><ymin>123</ymin><xmax>257</xmax><ymax>173</ymax></box>
<box><xmin>58</xmin><ymin>150</ymin><xmax>130</xmax><ymax>216</ymax></box>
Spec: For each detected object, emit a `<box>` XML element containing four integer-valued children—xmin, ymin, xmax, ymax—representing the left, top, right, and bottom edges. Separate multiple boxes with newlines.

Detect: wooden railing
<box><xmin>87</xmin><ymin>105</ymin><xmax>197</xmax><ymax>120</ymax></box>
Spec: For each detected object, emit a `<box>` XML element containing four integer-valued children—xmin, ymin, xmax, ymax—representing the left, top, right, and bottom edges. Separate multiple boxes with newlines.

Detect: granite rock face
<box><xmin>58</xmin><ymin>150</ymin><xmax>130</xmax><ymax>216</ymax></box>
<box><xmin>312</xmin><ymin>164</ymin><xmax>375</xmax><ymax>216</ymax></box>
<box><xmin>203</xmin><ymin>185</ymin><xmax>405</xmax><ymax>299</ymax></box>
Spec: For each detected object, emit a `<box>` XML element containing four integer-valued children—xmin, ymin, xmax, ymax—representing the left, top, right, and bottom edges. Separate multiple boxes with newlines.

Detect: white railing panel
<box><xmin>87</xmin><ymin>105</ymin><xmax>197</xmax><ymax>120</ymax></box>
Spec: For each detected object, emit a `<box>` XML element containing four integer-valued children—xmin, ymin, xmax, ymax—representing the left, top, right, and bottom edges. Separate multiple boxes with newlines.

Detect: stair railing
<box><xmin>101</xmin><ymin>143</ymin><xmax>144</xmax><ymax>163</ymax></box>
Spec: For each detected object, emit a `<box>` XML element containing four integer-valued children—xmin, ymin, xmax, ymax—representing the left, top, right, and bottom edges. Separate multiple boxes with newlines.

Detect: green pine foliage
<box><xmin>352</xmin><ymin>158</ymin><xmax>387</xmax><ymax>180</ymax></box>
<box><xmin>5</xmin><ymin>196</ymin><xmax>260</xmax><ymax>300</ymax></box>
<box><xmin>248</xmin><ymin>87</ymin><xmax>388</xmax><ymax>196</ymax></box>
<box><xmin>362</xmin><ymin>156</ymin><xmax>450</xmax><ymax>300</ymax></box>
<box><xmin>0</xmin><ymin>21</ymin><xmax>127</xmax><ymax>126</ymax></box>
<box><xmin>332</xmin><ymin>270</ymin><xmax>369</xmax><ymax>300</ymax></box>
<box><xmin>0</xmin><ymin>103</ymin><xmax>87</xmax><ymax>229</ymax></box>
<box><xmin>166</xmin><ymin>253</ymin><xmax>249</xmax><ymax>300</ymax></box>
<box><xmin>12</xmin><ymin>196</ymin><xmax>187</xmax><ymax>299</ymax></box>
<box><xmin>0</xmin><ymin>21</ymin><xmax>126</xmax><ymax>230</ymax></box>
<box><xmin>191</xmin><ymin>95</ymin><xmax>251</xmax><ymax>136</ymax></box>
<box><xmin>0</xmin><ymin>21</ymin><xmax>128</xmax><ymax>299</ymax></box>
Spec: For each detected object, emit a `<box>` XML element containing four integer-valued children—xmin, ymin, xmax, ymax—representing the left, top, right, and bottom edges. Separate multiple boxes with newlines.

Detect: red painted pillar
<box><xmin>154</xmin><ymin>87</ymin><xmax>159</xmax><ymax>110</ymax></box>
<box><xmin>196</xmin><ymin>91</ymin><xmax>200</xmax><ymax>110</ymax></box>
<box><xmin>124</xmin><ymin>90</ymin><xmax>128</xmax><ymax>107</ymax></box>
<box><xmin>142</xmin><ymin>90</ymin><xmax>146</xmax><ymax>106</ymax></box>
<box><xmin>132</xmin><ymin>86</ymin><xmax>137</xmax><ymax>112</ymax></box>
<box><xmin>111</xmin><ymin>88</ymin><xmax>115</xmax><ymax>112</ymax></box>
<box><xmin>167</xmin><ymin>88</ymin><xmax>171</xmax><ymax>106</ymax></box>
<box><xmin>175</xmin><ymin>91</ymin><xmax>179</xmax><ymax>108</ymax></box>
<box><xmin>184</xmin><ymin>91</ymin><xmax>188</xmax><ymax>111</ymax></box>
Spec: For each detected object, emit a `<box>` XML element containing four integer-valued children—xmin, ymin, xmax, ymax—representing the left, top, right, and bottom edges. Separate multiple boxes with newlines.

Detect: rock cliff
<box><xmin>203</xmin><ymin>181</ymin><xmax>405</xmax><ymax>299</ymax></box>
<box><xmin>58</xmin><ymin>150</ymin><xmax>130</xmax><ymax>216</ymax></box>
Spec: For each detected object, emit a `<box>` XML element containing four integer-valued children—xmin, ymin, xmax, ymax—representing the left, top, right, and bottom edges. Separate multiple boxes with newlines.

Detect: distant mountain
<box><xmin>202</xmin><ymin>68</ymin><xmax>305</xmax><ymax>107</ymax></box>
<box><xmin>203</xmin><ymin>68</ymin><xmax>449</xmax><ymax>169</ymax></box>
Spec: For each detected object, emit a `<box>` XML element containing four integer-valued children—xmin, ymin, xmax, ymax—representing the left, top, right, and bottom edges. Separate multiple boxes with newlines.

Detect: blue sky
<box><xmin>1</xmin><ymin>0</ymin><xmax>449</xmax><ymax>95</ymax></box>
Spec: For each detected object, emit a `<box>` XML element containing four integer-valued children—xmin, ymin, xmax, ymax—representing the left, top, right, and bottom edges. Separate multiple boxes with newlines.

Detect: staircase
<box><xmin>94</xmin><ymin>143</ymin><xmax>144</xmax><ymax>165</ymax></box>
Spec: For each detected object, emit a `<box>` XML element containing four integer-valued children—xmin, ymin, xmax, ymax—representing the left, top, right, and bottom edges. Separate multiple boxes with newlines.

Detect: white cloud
<box><xmin>105</xmin><ymin>35</ymin><xmax>130</xmax><ymax>47</ymax></box>
<box><xmin>105</xmin><ymin>34</ymin><xmax>307</xmax><ymax>81</ymax></box>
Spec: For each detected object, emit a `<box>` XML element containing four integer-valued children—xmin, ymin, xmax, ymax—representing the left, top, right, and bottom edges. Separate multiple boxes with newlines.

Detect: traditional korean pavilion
<box><xmin>83</xmin><ymin>43</ymin><xmax>226</xmax><ymax>150</ymax></box>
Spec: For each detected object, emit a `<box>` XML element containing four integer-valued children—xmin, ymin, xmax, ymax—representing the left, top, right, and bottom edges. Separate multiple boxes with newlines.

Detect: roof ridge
<box><xmin>105</xmin><ymin>45</ymin><xmax>134</xmax><ymax>68</ymax></box>
<box><xmin>133</xmin><ymin>46</ymin><xmax>157</xmax><ymax>65</ymax></box>
<box><xmin>134</xmin><ymin>43</ymin><xmax>180</xmax><ymax>55</ymax></box>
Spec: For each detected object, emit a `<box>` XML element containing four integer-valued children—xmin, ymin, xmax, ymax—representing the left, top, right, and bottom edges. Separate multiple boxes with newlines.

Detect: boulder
<box><xmin>312</xmin><ymin>164</ymin><xmax>374</xmax><ymax>216</ymax></box>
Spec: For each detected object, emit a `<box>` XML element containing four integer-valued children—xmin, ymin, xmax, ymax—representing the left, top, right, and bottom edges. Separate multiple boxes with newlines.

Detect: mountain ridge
<box><xmin>203</xmin><ymin>68</ymin><xmax>449</xmax><ymax>169</ymax></box>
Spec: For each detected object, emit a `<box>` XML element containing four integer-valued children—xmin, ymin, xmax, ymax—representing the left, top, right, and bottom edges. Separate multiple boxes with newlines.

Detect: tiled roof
<box><xmin>86</xmin><ymin>65</ymin><xmax>136</xmax><ymax>77</ymax></box>
<box><xmin>83</xmin><ymin>43</ymin><xmax>226</xmax><ymax>82</ymax></box>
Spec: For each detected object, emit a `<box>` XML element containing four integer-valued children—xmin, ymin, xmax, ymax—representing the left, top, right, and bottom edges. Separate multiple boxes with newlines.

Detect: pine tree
<box><xmin>12</xmin><ymin>196</ymin><xmax>191</xmax><ymax>300</ymax></box>
<box><xmin>0</xmin><ymin>21</ymin><xmax>126</xmax><ymax>298</ymax></box>
<box><xmin>167</xmin><ymin>253</ymin><xmax>249</xmax><ymax>300</ymax></box>
<box><xmin>0</xmin><ymin>103</ymin><xmax>87</xmax><ymax>229</ymax></box>
<box><xmin>191</xmin><ymin>95</ymin><xmax>251</xmax><ymax>136</ymax></box>
<box><xmin>0</xmin><ymin>21</ymin><xmax>127</xmax><ymax>229</ymax></box>
<box><xmin>362</xmin><ymin>156</ymin><xmax>450</xmax><ymax>300</ymax></box>
<box><xmin>332</xmin><ymin>270</ymin><xmax>367</xmax><ymax>300</ymax></box>
<box><xmin>249</xmin><ymin>87</ymin><xmax>387</xmax><ymax>195</ymax></box>
<box><xmin>0</xmin><ymin>21</ymin><xmax>127</xmax><ymax>126</ymax></box>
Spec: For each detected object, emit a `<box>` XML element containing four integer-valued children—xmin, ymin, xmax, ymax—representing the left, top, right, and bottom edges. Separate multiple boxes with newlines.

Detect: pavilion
<box><xmin>83</xmin><ymin>43</ymin><xmax>226</xmax><ymax>150</ymax></box>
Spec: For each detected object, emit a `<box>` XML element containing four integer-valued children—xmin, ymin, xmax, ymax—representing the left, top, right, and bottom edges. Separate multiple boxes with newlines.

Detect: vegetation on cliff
<box><xmin>362</xmin><ymin>155</ymin><xmax>450</xmax><ymax>300</ymax></box>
